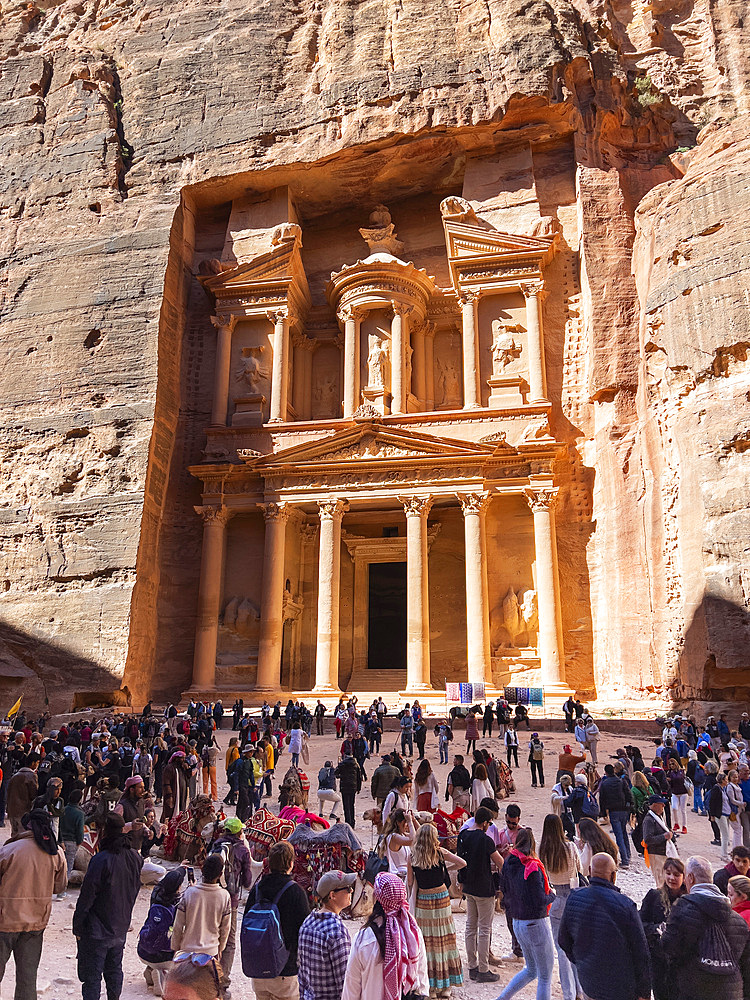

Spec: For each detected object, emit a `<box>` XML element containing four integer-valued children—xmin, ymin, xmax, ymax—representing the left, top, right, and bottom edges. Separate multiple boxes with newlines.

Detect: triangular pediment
<box><xmin>443</xmin><ymin>220</ymin><xmax>555</xmax><ymax>263</ymax></box>
<box><xmin>250</xmin><ymin>423</ymin><xmax>497</xmax><ymax>470</ymax></box>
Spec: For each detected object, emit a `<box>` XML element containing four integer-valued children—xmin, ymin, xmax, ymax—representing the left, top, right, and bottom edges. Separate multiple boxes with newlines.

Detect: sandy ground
<box><xmin>0</xmin><ymin>717</ymin><xmax>727</xmax><ymax>1000</ymax></box>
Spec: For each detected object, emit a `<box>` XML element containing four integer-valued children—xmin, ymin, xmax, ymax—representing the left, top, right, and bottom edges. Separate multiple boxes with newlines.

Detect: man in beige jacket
<box><xmin>0</xmin><ymin>808</ymin><xmax>67</xmax><ymax>1000</ymax></box>
<box><xmin>171</xmin><ymin>853</ymin><xmax>232</xmax><ymax>958</ymax></box>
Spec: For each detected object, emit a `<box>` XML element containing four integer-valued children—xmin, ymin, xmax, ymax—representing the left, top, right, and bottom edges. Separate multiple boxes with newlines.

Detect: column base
<box><xmin>312</xmin><ymin>684</ymin><xmax>344</xmax><ymax>696</ymax></box>
<box><xmin>399</xmin><ymin>684</ymin><xmax>434</xmax><ymax>697</ymax></box>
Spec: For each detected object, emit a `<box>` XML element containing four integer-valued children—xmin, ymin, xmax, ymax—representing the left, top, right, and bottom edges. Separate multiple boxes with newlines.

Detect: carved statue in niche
<box><xmin>436</xmin><ymin>355</ymin><xmax>461</xmax><ymax>407</ymax></box>
<box><xmin>235</xmin><ymin>346</ymin><xmax>265</xmax><ymax>390</ymax></box>
<box><xmin>367</xmin><ymin>337</ymin><xmax>388</xmax><ymax>388</ymax></box>
<box><xmin>491</xmin><ymin>321</ymin><xmax>524</xmax><ymax>377</ymax></box>
<box><xmin>493</xmin><ymin>586</ymin><xmax>539</xmax><ymax>649</ymax></box>
<box><xmin>313</xmin><ymin>374</ymin><xmax>338</xmax><ymax>415</ymax></box>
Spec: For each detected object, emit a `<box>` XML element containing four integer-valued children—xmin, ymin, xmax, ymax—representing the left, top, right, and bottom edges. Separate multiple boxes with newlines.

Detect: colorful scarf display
<box><xmin>374</xmin><ymin>872</ymin><xmax>422</xmax><ymax>1000</ymax></box>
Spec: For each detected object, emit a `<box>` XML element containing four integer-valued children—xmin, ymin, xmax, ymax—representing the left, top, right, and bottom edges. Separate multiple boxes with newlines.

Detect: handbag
<box><xmin>364</xmin><ymin>839</ymin><xmax>389</xmax><ymax>884</ymax></box>
<box><xmin>577</xmin><ymin>872</ymin><xmax>590</xmax><ymax>887</ymax></box>
<box><xmin>439</xmin><ymin>860</ymin><xmax>452</xmax><ymax>891</ymax></box>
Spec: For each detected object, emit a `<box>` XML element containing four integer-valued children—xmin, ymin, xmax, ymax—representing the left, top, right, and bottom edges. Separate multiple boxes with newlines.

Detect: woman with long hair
<box><xmin>639</xmin><ymin>858</ymin><xmax>687</xmax><ymax>1000</ymax></box>
<box><xmin>378</xmin><ymin>808</ymin><xmax>416</xmax><ymax>876</ymax></box>
<box><xmin>666</xmin><ymin>757</ymin><xmax>689</xmax><ymax>834</ymax></box>
<box><xmin>576</xmin><ymin>817</ymin><xmax>618</xmax><ymax>875</ymax></box>
<box><xmin>465</xmin><ymin>711</ymin><xmax>479</xmax><ymax>755</ymax></box>
<box><xmin>413</xmin><ymin>760</ymin><xmax>439</xmax><ymax>813</ymax></box>
<box><xmin>407</xmin><ymin>823</ymin><xmax>466</xmax><ymax>997</ymax></box>
<box><xmin>471</xmin><ymin>764</ymin><xmax>494</xmax><ymax>813</ymax></box>
<box><xmin>342</xmin><ymin>872</ymin><xmax>429</xmax><ymax>1000</ymax></box>
<box><xmin>497</xmin><ymin>827</ymin><xmax>556</xmax><ymax>1000</ymax></box>
<box><xmin>538</xmin><ymin>815</ymin><xmax>581</xmax><ymax>1000</ymax></box>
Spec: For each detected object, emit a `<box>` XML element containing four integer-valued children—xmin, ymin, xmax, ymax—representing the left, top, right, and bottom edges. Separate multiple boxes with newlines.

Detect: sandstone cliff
<box><xmin>0</xmin><ymin>0</ymin><xmax>747</xmax><ymax>710</ymax></box>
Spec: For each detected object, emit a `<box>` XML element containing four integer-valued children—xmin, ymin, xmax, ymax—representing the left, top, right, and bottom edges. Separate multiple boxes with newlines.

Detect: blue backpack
<box><xmin>240</xmin><ymin>881</ymin><xmax>294</xmax><ymax>978</ymax></box>
<box><xmin>137</xmin><ymin>903</ymin><xmax>175</xmax><ymax>959</ymax></box>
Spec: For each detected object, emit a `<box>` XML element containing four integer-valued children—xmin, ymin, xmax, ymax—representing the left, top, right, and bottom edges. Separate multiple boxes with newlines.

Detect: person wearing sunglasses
<box><xmin>298</xmin><ymin>870</ymin><xmax>355</xmax><ymax>1000</ymax></box>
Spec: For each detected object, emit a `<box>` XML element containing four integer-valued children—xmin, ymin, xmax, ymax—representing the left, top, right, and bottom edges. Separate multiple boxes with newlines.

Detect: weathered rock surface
<box><xmin>0</xmin><ymin>0</ymin><xmax>747</xmax><ymax>710</ymax></box>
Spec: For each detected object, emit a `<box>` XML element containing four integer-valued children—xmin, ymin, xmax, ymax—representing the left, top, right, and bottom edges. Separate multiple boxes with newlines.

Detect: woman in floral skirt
<box><xmin>407</xmin><ymin>822</ymin><xmax>466</xmax><ymax>998</ymax></box>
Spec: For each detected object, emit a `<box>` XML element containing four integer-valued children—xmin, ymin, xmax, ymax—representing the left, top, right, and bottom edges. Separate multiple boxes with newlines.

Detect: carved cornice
<box><xmin>402</xmin><ymin>495</ymin><xmax>433</xmax><ymax>517</ymax></box>
<box><xmin>318</xmin><ymin>498</ymin><xmax>349</xmax><ymax>520</ymax></box>
<box><xmin>455</xmin><ymin>491</ymin><xmax>492</xmax><ymax>515</ymax></box>
<box><xmin>258</xmin><ymin>502</ymin><xmax>290</xmax><ymax>522</ymax></box>
<box><xmin>523</xmin><ymin>486</ymin><xmax>559</xmax><ymax>512</ymax></box>
<box><xmin>194</xmin><ymin>504</ymin><xmax>232</xmax><ymax>525</ymax></box>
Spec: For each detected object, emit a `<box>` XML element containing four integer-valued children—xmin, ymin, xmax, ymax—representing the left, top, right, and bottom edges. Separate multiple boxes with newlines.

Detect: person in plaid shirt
<box><xmin>297</xmin><ymin>870</ymin><xmax>354</xmax><ymax>1000</ymax></box>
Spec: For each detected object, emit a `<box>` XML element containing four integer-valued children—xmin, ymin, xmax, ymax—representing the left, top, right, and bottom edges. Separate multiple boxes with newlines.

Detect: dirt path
<box><xmin>0</xmin><ymin>717</ymin><xmax>723</xmax><ymax>1000</ymax></box>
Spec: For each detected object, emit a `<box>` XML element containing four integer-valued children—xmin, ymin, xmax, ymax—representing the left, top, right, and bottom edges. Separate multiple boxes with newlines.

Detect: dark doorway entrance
<box><xmin>368</xmin><ymin>562</ymin><xmax>407</xmax><ymax>669</ymax></box>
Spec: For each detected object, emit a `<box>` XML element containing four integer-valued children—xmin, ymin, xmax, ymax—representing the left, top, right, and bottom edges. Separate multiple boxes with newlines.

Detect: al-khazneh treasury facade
<box><xmin>188</xmin><ymin>197</ymin><xmax>572</xmax><ymax>703</ymax></box>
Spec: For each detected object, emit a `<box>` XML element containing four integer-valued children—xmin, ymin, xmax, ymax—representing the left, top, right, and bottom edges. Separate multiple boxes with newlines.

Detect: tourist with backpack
<box><xmin>210</xmin><ymin>816</ymin><xmax>253</xmax><ymax>979</ymax></box>
<box><xmin>317</xmin><ymin>760</ymin><xmax>342</xmax><ymax>820</ymax></box>
<box><xmin>171</xmin><ymin>854</ymin><xmax>232</xmax><ymax>961</ymax></box>
<box><xmin>240</xmin><ymin>840</ymin><xmax>310</xmax><ymax>1000</ymax></box>
<box><xmin>297</xmin><ymin>869</ymin><xmax>354</xmax><ymax>1000</ymax></box>
<box><xmin>528</xmin><ymin>734</ymin><xmax>545</xmax><ymax>788</ymax></box>
<box><xmin>137</xmin><ymin>868</ymin><xmax>186</xmax><ymax>996</ymax></box>
<box><xmin>662</xmin><ymin>854</ymin><xmax>750</xmax><ymax>1000</ymax></box>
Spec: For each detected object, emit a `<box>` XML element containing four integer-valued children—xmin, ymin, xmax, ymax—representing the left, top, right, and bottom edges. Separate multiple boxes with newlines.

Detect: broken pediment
<box><xmin>442</xmin><ymin>218</ymin><xmax>557</xmax><ymax>295</ymax></box>
<box><xmin>200</xmin><ymin>238</ymin><xmax>311</xmax><ymax>319</ymax></box>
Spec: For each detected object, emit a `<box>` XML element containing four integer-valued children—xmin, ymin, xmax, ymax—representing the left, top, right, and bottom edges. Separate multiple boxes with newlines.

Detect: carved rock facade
<box><xmin>0</xmin><ymin>0</ymin><xmax>748</xmax><ymax>709</ymax></box>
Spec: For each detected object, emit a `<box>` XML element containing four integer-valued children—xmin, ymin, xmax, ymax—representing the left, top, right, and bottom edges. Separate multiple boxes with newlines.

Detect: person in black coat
<box><xmin>661</xmin><ymin>855</ymin><xmax>750</xmax><ymax>1000</ymax></box>
<box><xmin>73</xmin><ymin>813</ymin><xmax>143</xmax><ymax>1000</ymax></box>
<box><xmin>639</xmin><ymin>858</ymin><xmax>687</xmax><ymax>1000</ymax></box>
<box><xmin>334</xmin><ymin>751</ymin><xmax>362</xmax><ymax>828</ymax></box>
<box><xmin>559</xmin><ymin>852</ymin><xmax>651</xmax><ymax>1000</ymax></box>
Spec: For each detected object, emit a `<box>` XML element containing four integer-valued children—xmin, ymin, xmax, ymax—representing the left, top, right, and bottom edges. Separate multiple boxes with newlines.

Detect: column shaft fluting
<box><xmin>256</xmin><ymin>504</ymin><xmax>289</xmax><ymax>689</ymax></box>
<box><xmin>458</xmin><ymin>493</ymin><xmax>492</xmax><ymax>686</ymax></box>
<box><xmin>269</xmin><ymin>310</ymin><xmax>290</xmax><ymax>422</ymax></box>
<box><xmin>460</xmin><ymin>293</ymin><xmax>481</xmax><ymax>409</ymax></box>
<box><xmin>525</xmin><ymin>487</ymin><xmax>565</xmax><ymax>686</ymax></box>
<box><xmin>210</xmin><ymin>318</ymin><xmax>234</xmax><ymax>426</ymax></box>
<box><xmin>192</xmin><ymin>506</ymin><xmax>229</xmax><ymax>689</ymax></box>
<box><xmin>314</xmin><ymin>499</ymin><xmax>348</xmax><ymax>692</ymax></box>
<box><xmin>522</xmin><ymin>283</ymin><xmax>549</xmax><ymax>403</ymax></box>
<box><xmin>404</xmin><ymin>496</ymin><xmax>433</xmax><ymax>691</ymax></box>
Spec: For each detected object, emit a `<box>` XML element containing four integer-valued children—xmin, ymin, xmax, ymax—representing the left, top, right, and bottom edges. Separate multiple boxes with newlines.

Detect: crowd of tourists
<box><xmin>2</xmin><ymin>700</ymin><xmax>750</xmax><ymax>1000</ymax></box>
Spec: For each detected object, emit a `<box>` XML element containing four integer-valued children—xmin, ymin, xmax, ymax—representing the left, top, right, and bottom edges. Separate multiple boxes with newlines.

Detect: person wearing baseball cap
<box><xmin>211</xmin><ymin>816</ymin><xmax>252</xmax><ymax>979</ymax></box>
<box><xmin>298</xmin><ymin>870</ymin><xmax>354</xmax><ymax>1000</ymax></box>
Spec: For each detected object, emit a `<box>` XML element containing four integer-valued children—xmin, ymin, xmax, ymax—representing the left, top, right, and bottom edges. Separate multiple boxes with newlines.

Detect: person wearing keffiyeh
<box><xmin>497</xmin><ymin>827</ymin><xmax>557</xmax><ymax>1000</ymax></box>
<box><xmin>341</xmin><ymin>872</ymin><xmax>429</xmax><ymax>1000</ymax></box>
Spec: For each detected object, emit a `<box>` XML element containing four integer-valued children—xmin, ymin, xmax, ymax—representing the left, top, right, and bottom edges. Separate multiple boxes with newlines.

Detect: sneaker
<box><xmin>476</xmin><ymin>971</ymin><xmax>500</xmax><ymax>983</ymax></box>
<box><xmin>682</xmin><ymin>826</ymin><xmax>687</xmax><ymax>834</ymax></box>
<box><xmin>488</xmin><ymin>953</ymin><xmax>501</xmax><ymax>966</ymax></box>
<box><xmin>691</xmin><ymin>808</ymin><xmax>699</xmax><ymax>813</ymax></box>
<box><xmin>673</xmin><ymin>824</ymin><xmax>680</xmax><ymax>831</ymax></box>
<box><xmin>711</xmin><ymin>839</ymin><xmax>722</xmax><ymax>845</ymax></box>
<box><xmin>56</xmin><ymin>892</ymin><xmax>68</xmax><ymax>900</ymax></box>
<box><xmin>468</xmin><ymin>968</ymin><xmax>479</xmax><ymax>981</ymax></box>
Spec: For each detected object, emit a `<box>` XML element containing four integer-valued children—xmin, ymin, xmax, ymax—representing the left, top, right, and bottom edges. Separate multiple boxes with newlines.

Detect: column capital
<box><xmin>258</xmin><ymin>501</ymin><xmax>290</xmax><ymax>522</ymax></box>
<box><xmin>210</xmin><ymin>313</ymin><xmax>238</xmax><ymax>333</ymax></box>
<box><xmin>402</xmin><ymin>495</ymin><xmax>433</xmax><ymax>517</ymax></box>
<box><xmin>456</xmin><ymin>491</ymin><xmax>492</xmax><ymax>515</ymax></box>
<box><xmin>300</xmin><ymin>522</ymin><xmax>319</xmax><ymax>544</ymax></box>
<box><xmin>337</xmin><ymin>303</ymin><xmax>362</xmax><ymax>325</ymax></box>
<box><xmin>421</xmin><ymin>321</ymin><xmax>436</xmax><ymax>340</ymax></box>
<box><xmin>523</xmin><ymin>486</ymin><xmax>559</xmax><ymax>512</ymax></box>
<box><xmin>194</xmin><ymin>504</ymin><xmax>232</xmax><ymax>525</ymax></box>
<box><xmin>390</xmin><ymin>301</ymin><xmax>414</xmax><ymax>318</ymax></box>
<box><xmin>318</xmin><ymin>498</ymin><xmax>349</xmax><ymax>520</ymax></box>
<box><xmin>266</xmin><ymin>306</ymin><xmax>289</xmax><ymax>324</ymax></box>
<box><xmin>457</xmin><ymin>290</ymin><xmax>480</xmax><ymax>306</ymax></box>
<box><xmin>520</xmin><ymin>280</ymin><xmax>546</xmax><ymax>300</ymax></box>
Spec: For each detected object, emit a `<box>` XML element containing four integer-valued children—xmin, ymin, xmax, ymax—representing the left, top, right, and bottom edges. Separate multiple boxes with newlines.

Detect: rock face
<box><xmin>0</xmin><ymin>0</ymin><xmax>747</xmax><ymax>711</ymax></box>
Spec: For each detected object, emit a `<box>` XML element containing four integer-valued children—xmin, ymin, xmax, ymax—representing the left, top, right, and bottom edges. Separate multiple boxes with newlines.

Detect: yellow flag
<box><xmin>7</xmin><ymin>695</ymin><xmax>22</xmax><ymax>720</ymax></box>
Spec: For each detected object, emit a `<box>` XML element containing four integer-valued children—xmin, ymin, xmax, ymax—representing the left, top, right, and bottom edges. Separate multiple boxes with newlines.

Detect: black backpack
<box><xmin>697</xmin><ymin>919</ymin><xmax>739</xmax><ymax>977</ymax></box>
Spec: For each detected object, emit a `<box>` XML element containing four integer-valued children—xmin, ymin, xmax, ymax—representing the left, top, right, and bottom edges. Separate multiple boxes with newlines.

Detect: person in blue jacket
<box><xmin>558</xmin><ymin>852</ymin><xmax>651</xmax><ymax>1000</ymax></box>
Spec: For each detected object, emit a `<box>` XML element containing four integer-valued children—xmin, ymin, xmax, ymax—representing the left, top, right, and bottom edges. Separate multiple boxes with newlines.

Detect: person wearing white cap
<box><xmin>297</xmin><ymin>870</ymin><xmax>354</xmax><ymax>1000</ymax></box>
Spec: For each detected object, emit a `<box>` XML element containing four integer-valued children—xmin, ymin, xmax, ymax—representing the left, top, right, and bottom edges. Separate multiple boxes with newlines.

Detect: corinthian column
<box><xmin>314</xmin><ymin>498</ymin><xmax>348</xmax><ymax>693</ymax></box>
<box><xmin>209</xmin><ymin>315</ymin><xmax>237</xmax><ymax>426</ymax></box>
<box><xmin>267</xmin><ymin>308</ymin><xmax>290</xmax><ymax>422</ymax></box>
<box><xmin>192</xmin><ymin>505</ymin><xmax>231</xmax><ymax>690</ymax></box>
<box><xmin>457</xmin><ymin>492</ymin><xmax>493</xmax><ymax>686</ymax></box>
<box><xmin>521</xmin><ymin>281</ymin><xmax>549</xmax><ymax>403</ymax></box>
<box><xmin>340</xmin><ymin>305</ymin><xmax>360</xmax><ymax>418</ymax></box>
<box><xmin>523</xmin><ymin>485</ymin><xmax>566</xmax><ymax>689</ymax></box>
<box><xmin>459</xmin><ymin>291</ymin><xmax>481</xmax><ymax>409</ymax></box>
<box><xmin>423</xmin><ymin>322</ymin><xmax>436</xmax><ymax>411</ymax></box>
<box><xmin>403</xmin><ymin>496</ymin><xmax>433</xmax><ymax>692</ymax></box>
<box><xmin>256</xmin><ymin>503</ymin><xmax>289</xmax><ymax>689</ymax></box>
<box><xmin>390</xmin><ymin>302</ymin><xmax>411</xmax><ymax>414</ymax></box>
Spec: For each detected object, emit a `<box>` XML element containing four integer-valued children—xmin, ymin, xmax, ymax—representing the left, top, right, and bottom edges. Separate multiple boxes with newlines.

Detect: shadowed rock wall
<box><xmin>0</xmin><ymin>0</ymin><xmax>747</xmax><ymax>710</ymax></box>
